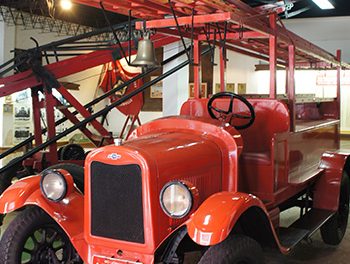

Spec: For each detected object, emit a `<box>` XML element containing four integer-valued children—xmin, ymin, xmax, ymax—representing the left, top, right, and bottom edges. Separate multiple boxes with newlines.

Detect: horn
<box><xmin>132</xmin><ymin>33</ymin><xmax>159</xmax><ymax>67</ymax></box>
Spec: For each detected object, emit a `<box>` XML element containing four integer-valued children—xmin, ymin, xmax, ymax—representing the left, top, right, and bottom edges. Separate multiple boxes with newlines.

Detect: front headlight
<box><xmin>40</xmin><ymin>170</ymin><xmax>67</xmax><ymax>202</ymax></box>
<box><xmin>160</xmin><ymin>181</ymin><xmax>192</xmax><ymax>218</ymax></box>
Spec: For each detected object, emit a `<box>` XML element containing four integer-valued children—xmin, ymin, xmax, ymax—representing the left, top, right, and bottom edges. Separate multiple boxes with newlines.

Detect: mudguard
<box><xmin>186</xmin><ymin>191</ymin><xmax>267</xmax><ymax>246</ymax></box>
<box><xmin>314</xmin><ymin>151</ymin><xmax>350</xmax><ymax>211</ymax></box>
<box><xmin>0</xmin><ymin>174</ymin><xmax>88</xmax><ymax>261</ymax></box>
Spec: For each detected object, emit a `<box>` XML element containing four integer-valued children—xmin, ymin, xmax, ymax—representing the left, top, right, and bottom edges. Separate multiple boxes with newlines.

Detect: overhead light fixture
<box><xmin>60</xmin><ymin>0</ymin><xmax>73</xmax><ymax>10</ymax></box>
<box><xmin>311</xmin><ymin>0</ymin><xmax>335</xmax><ymax>10</ymax></box>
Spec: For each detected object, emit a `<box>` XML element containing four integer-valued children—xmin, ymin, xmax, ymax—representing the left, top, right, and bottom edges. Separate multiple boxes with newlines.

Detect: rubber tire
<box><xmin>198</xmin><ymin>235</ymin><xmax>263</xmax><ymax>264</ymax></box>
<box><xmin>60</xmin><ymin>144</ymin><xmax>85</xmax><ymax>161</ymax></box>
<box><xmin>320</xmin><ymin>172</ymin><xmax>350</xmax><ymax>245</ymax></box>
<box><xmin>0</xmin><ymin>207</ymin><xmax>82</xmax><ymax>264</ymax></box>
<box><xmin>43</xmin><ymin>163</ymin><xmax>84</xmax><ymax>193</ymax></box>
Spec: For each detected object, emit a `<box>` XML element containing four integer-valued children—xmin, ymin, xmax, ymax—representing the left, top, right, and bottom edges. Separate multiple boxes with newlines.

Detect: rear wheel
<box><xmin>320</xmin><ymin>172</ymin><xmax>350</xmax><ymax>245</ymax></box>
<box><xmin>198</xmin><ymin>235</ymin><xmax>263</xmax><ymax>264</ymax></box>
<box><xmin>59</xmin><ymin>144</ymin><xmax>85</xmax><ymax>161</ymax></box>
<box><xmin>0</xmin><ymin>207</ymin><xmax>82</xmax><ymax>264</ymax></box>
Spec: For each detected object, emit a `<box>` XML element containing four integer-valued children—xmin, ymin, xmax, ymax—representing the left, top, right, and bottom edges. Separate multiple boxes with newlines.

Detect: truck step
<box><xmin>279</xmin><ymin>209</ymin><xmax>334</xmax><ymax>249</ymax></box>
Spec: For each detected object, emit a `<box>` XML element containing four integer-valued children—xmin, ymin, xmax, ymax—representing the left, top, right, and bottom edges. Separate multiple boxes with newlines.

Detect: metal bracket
<box><xmin>214</xmin><ymin>22</ymin><xmax>229</xmax><ymax>64</ymax></box>
<box><xmin>99</xmin><ymin>1</ymin><xmax>130</xmax><ymax>64</ymax></box>
<box><xmin>168</xmin><ymin>0</ymin><xmax>192</xmax><ymax>63</ymax></box>
<box><xmin>283</xmin><ymin>0</ymin><xmax>294</xmax><ymax>18</ymax></box>
<box><xmin>202</xmin><ymin>25</ymin><xmax>217</xmax><ymax>66</ymax></box>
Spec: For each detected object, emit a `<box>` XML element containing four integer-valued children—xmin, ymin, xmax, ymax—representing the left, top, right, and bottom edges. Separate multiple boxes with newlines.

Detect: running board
<box><xmin>279</xmin><ymin>209</ymin><xmax>334</xmax><ymax>249</ymax></box>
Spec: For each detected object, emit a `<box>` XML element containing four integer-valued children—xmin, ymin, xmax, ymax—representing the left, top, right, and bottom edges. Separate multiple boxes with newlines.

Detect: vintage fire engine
<box><xmin>0</xmin><ymin>0</ymin><xmax>350</xmax><ymax>263</ymax></box>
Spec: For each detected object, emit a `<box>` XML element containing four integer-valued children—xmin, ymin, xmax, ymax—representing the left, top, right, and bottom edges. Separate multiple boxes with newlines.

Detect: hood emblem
<box><xmin>107</xmin><ymin>153</ymin><xmax>122</xmax><ymax>160</ymax></box>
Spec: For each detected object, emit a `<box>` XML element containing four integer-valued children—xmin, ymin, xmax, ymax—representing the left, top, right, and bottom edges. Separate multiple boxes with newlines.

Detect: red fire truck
<box><xmin>0</xmin><ymin>1</ymin><xmax>349</xmax><ymax>263</ymax></box>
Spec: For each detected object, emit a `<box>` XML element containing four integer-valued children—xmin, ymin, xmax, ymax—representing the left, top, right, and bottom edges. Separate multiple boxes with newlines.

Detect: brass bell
<box><xmin>132</xmin><ymin>33</ymin><xmax>159</xmax><ymax>67</ymax></box>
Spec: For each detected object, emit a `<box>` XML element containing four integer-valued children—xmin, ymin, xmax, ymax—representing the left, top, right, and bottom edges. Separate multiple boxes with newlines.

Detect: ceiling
<box><xmin>0</xmin><ymin>0</ymin><xmax>350</xmax><ymax>29</ymax></box>
<box><xmin>0</xmin><ymin>0</ymin><xmax>127</xmax><ymax>28</ymax></box>
<box><xmin>244</xmin><ymin>0</ymin><xmax>350</xmax><ymax>18</ymax></box>
<box><xmin>296</xmin><ymin>0</ymin><xmax>350</xmax><ymax>18</ymax></box>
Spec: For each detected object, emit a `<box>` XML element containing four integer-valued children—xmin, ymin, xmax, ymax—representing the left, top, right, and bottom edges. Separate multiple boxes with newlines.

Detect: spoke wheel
<box><xmin>320</xmin><ymin>172</ymin><xmax>350</xmax><ymax>245</ymax></box>
<box><xmin>0</xmin><ymin>207</ymin><xmax>82</xmax><ymax>264</ymax></box>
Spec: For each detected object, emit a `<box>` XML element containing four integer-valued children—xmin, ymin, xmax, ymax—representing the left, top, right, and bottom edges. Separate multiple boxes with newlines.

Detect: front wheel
<box><xmin>320</xmin><ymin>172</ymin><xmax>350</xmax><ymax>245</ymax></box>
<box><xmin>0</xmin><ymin>207</ymin><xmax>82</xmax><ymax>264</ymax></box>
<box><xmin>198</xmin><ymin>235</ymin><xmax>263</xmax><ymax>264</ymax></box>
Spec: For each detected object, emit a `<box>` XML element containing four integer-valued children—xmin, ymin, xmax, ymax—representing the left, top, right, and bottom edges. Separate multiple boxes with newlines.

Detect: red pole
<box><xmin>220</xmin><ymin>46</ymin><xmax>227</xmax><ymax>92</ymax></box>
<box><xmin>57</xmin><ymin>86</ymin><xmax>113</xmax><ymax>143</ymax></box>
<box><xmin>193</xmin><ymin>39</ymin><xmax>201</xmax><ymax>98</ymax></box>
<box><xmin>269</xmin><ymin>13</ymin><xmax>277</xmax><ymax>99</ymax></box>
<box><xmin>44</xmin><ymin>88</ymin><xmax>58</xmax><ymax>165</ymax></box>
<box><xmin>336</xmin><ymin>49</ymin><xmax>341</xmax><ymax>119</ymax></box>
<box><xmin>287</xmin><ymin>45</ymin><xmax>296</xmax><ymax>132</ymax></box>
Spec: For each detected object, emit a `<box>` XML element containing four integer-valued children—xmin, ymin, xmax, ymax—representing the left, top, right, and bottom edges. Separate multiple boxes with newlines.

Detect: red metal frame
<box><xmin>287</xmin><ymin>45</ymin><xmax>296</xmax><ymax>131</ymax></box>
<box><xmin>336</xmin><ymin>49</ymin><xmax>341</xmax><ymax>119</ymax></box>
<box><xmin>31</xmin><ymin>89</ymin><xmax>43</xmax><ymax>147</ymax></box>
<box><xmin>193</xmin><ymin>39</ymin><xmax>201</xmax><ymax>98</ymax></box>
<box><xmin>219</xmin><ymin>46</ymin><xmax>226</xmax><ymax>93</ymax></box>
<box><xmin>44</xmin><ymin>88</ymin><xmax>58</xmax><ymax>165</ymax></box>
<box><xmin>57</xmin><ymin>85</ymin><xmax>113</xmax><ymax>144</ymax></box>
<box><xmin>119</xmin><ymin>114</ymin><xmax>141</xmax><ymax>139</ymax></box>
<box><xmin>269</xmin><ymin>13</ymin><xmax>277</xmax><ymax>99</ymax></box>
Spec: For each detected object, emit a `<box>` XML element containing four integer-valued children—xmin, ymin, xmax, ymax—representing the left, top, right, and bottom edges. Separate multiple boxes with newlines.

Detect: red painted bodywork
<box><xmin>1</xmin><ymin>96</ymin><xmax>347</xmax><ymax>262</ymax></box>
<box><xmin>187</xmin><ymin>192</ymin><xmax>266</xmax><ymax>246</ymax></box>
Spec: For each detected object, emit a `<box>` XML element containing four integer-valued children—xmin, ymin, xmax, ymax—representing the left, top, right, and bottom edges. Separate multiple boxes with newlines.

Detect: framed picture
<box><xmin>226</xmin><ymin>83</ymin><xmax>235</xmax><ymax>93</ymax></box>
<box><xmin>189</xmin><ymin>83</ymin><xmax>207</xmax><ymax>98</ymax></box>
<box><xmin>14</xmin><ymin>126</ymin><xmax>31</xmax><ymax>143</ymax></box>
<box><xmin>150</xmin><ymin>77</ymin><xmax>163</xmax><ymax>99</ymax></box>
<box><xmin>215</xmin><ymin>83</ymin><xmax>235</xmax><ymax>93</ymax></box>
<box><xmin>3</xmin><ymin>103</ymin><xmax>13</xmax><ymax>114</ymax></box>
<box><xmin>237</xmin><ymin>83</ymin><xmax>247</xmax><ymax>94</ymax></box>
<box><xmin>14</xmin><ymin>105</ymin><xmax>30</xmax><ymax>120</ymax></box>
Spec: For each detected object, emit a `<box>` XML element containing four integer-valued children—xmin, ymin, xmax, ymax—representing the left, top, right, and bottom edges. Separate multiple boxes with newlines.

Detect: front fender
<box><xmin>314</xmin><ymin>151</ymin><xmax>350</xmax><ymax>211</ymax></box>
<box><xmin>186</xmin><ymin>191</ymin><xmax>266</xmax><ymax>246</ymax></box>
<box><xmin>0</xmin><ymin>175</ymin><xmax>41</xmax><ymax>213</ymax></box>
<box><xmin>0</xmin><ymin>175</ymin><xmax>88</xmax><ymax>260</ymax></box>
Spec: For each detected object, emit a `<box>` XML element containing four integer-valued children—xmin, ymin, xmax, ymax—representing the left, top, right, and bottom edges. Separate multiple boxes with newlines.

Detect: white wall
<box><xmin>0</xmin><ymin>21</ymin><xmax>16</xmax><ymax>147</ymax></box>
<box><xmin>283</xmin><ymin>17</ymin><xmax>350</xmax><ymax>62</ymax></box>
<box><xmin>163</xmin><ymin>41</ymin><xmax>189</xmax><ymax>116</ymax></box>
<box><xmin>213</xmin><ymin>47</ymin><xmax>256</xmax><ymax>92</ymax></box>
<box><xmin>284</xmin><ymin>17</ymin><xmax>350</xmax><ymax>132</ymax></box>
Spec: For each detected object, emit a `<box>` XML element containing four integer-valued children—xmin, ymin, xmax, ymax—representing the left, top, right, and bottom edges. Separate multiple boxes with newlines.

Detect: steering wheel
<box><xmin>207</xmin><ymin>92</ymin><xmax>255</xmax><ymax>130</ymax></box>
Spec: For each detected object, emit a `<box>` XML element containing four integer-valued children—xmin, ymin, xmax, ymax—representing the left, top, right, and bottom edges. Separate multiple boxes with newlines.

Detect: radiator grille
<box><xmin>90</xmin><ymin>162</ymin><xmax>144</xmax><ymax>243</ymax></box>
